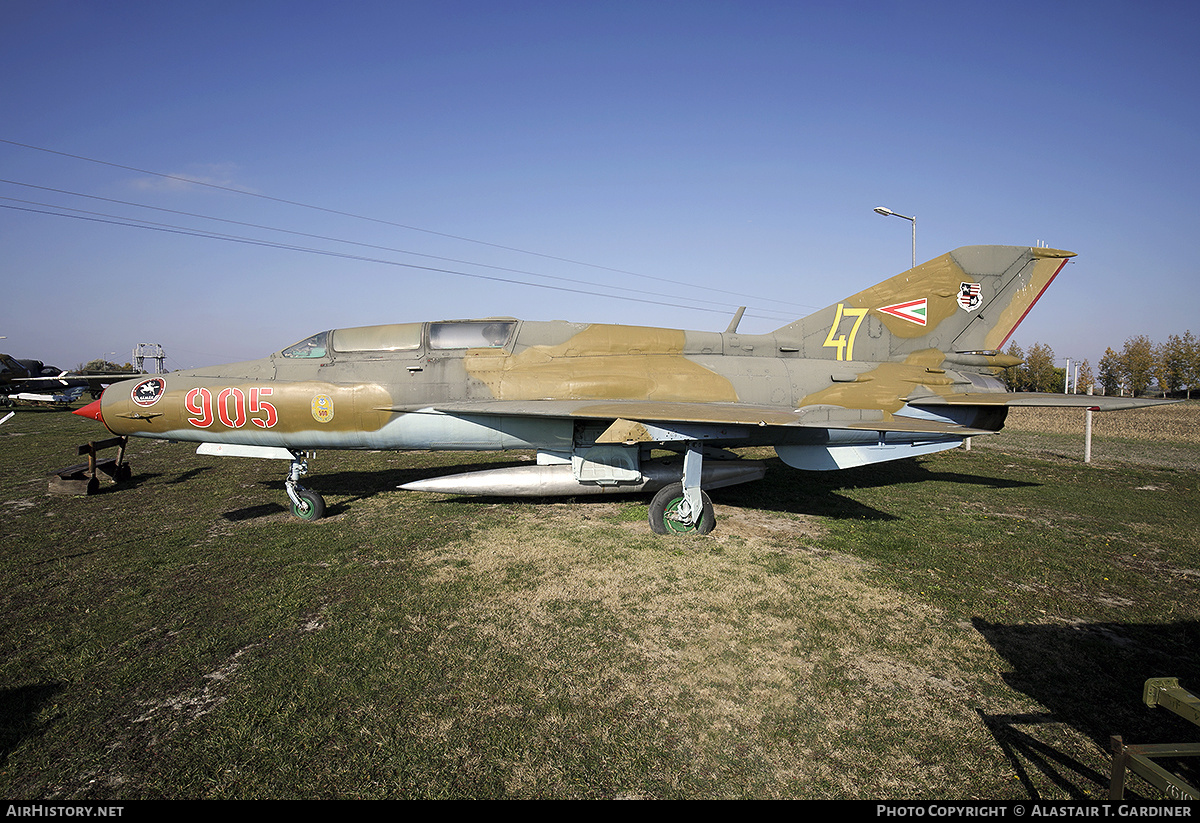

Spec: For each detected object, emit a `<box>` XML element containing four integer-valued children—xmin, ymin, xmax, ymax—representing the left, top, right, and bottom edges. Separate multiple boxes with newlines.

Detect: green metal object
<box><xmin>1144</xmin><ymin>677</ymin><xmax>1200</xmax><ymax>725</ymax></box>
<box><xmin>1109</xmin><ymin>678</ymin><xmax>1200</xmax><ymax>801</ymax></box>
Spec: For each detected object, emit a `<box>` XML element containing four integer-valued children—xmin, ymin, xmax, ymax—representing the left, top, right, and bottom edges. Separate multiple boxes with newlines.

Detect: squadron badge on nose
<box><xmin>131</xmin><ymin>378</ymin><xmax>165</xmax><ymax>407</ymax></box>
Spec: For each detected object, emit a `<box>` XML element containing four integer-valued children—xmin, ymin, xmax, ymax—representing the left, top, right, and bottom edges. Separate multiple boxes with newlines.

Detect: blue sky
<box><xmin>2</xmin><ymin>0</ymin><xmax>1197</xmax><ymax>375</ymax></box>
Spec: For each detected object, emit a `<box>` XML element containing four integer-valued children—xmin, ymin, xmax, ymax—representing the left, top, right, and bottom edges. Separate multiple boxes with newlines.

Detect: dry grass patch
<box><xmin>982</xmin><ymin>401</ymin><xmax>1200</xmax><ymax>469</ymax></box>
<box><xmin>1003</xmin><ymin>401</ymin><xmax>1200</xmax><ymax>443</ymax></box>
<box><xmin>400</xmin><ymin>502</ymin><xmax>1030</xmax><ymax>797</ymax></box>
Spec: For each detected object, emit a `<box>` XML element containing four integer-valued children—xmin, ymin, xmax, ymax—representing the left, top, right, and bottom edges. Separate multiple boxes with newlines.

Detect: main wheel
<box><xmin>291</xmin><ymin>488</ymin><xmax>326</xmax><ymax>521</ymax></box>
<box><xmin>648</xmin><ymin>482</ymin><xmax>715</xmax><ymax>535</ymax></box>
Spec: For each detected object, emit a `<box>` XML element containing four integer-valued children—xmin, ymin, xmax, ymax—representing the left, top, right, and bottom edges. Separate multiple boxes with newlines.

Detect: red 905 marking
<box><xmin>185</xmin><ymin>387</ymin><xmax>277</xmax><ymax>429</ymax></box>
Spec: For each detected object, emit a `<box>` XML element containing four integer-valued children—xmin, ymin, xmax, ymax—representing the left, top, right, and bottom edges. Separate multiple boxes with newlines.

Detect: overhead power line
<box><xmin>0</xmin><ymin>180</ymin><xmax>799</xmax><ymax>321</ymax></box>
<box><xmin>0</xmin><ymin>201</ymin><xmax>798</xmax><ymax>323</ymax></box>
<box><xmin>0</xmin><ymin>138</ymin><xmax>817</xmax><ymax>311</ymax></box>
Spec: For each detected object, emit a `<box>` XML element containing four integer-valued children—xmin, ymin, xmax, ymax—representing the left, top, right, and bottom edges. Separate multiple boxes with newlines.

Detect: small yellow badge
<box><xmin>311</xmin><ymin>394</ymin><xmax>334</xmax><ymax>423</ymax></box>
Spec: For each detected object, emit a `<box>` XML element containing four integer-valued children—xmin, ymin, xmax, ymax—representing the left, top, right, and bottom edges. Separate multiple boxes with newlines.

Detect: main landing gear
<box><xmin>648</xmin><ymin>443</ymin><xmax>715</xmax><ymax>535</ymax></box>
<box><xmin>649</xmin><ymin>482</ymin><xmax>715</xmax><ymax>534</ymax></box>
<box><xmin>285</xmin><ymin>452</ymin><xmax>326</xmax><ymax>521</ymax></box>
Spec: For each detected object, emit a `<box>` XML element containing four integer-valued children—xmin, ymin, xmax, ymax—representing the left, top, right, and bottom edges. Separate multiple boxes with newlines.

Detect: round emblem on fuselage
<box><xmin>131</xmin><ymin>378</ymin><xmax>165</xmax><ymax>407</ymax></box>
<box><xmin>311</xmin><ymin>394</ymin><xmax>334</xmax><ymax>423</ymax></box>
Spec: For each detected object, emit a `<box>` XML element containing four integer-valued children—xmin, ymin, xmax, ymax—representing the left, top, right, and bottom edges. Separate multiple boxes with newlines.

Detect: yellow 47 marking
<box><xmin>823</xmin><ymin>303</ymin><xmax>868</xmax><ymax>361</ymax></box>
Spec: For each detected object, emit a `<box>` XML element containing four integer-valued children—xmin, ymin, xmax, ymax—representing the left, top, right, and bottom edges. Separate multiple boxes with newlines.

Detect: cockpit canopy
<box><xmin>280</xmin><ymin>321</ymin><xmax>516</xmax><ymax>359</ymax></box>
<box><xmin>0</xmin><ymin>354</ymin><xmax>27</xmax><ymax>376</ymax></box>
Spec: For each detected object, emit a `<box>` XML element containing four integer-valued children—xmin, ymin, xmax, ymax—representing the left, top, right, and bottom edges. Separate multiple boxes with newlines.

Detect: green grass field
<box><xmin>1</xmin><ymin>403</ymin><xmax>1197</xmax><ymax>799</ymax></box>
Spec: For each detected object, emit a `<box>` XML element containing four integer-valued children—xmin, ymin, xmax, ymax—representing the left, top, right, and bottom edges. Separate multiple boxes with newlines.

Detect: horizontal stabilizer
<box><xmin>910</xmin><ymin>392</ymin><xmax>1180</xmax><ymax>412</ymax></box>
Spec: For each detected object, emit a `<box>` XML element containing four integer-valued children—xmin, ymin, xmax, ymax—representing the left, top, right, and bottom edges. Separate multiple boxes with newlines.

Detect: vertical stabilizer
<box><xmin>774</xmin><ymin>245</ymin><xmax>1075</xmax><ymax>362</ymax></box>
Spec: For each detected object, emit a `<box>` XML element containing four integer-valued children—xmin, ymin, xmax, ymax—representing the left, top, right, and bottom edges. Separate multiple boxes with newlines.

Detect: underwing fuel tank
<box><xmin>400</xmin><ymin>458</ymin><xmax>767</xmax><ymax>497</ymax></box>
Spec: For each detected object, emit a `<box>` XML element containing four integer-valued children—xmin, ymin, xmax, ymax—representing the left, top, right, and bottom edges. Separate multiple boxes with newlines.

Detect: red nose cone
<box><xmin>74</xmin><ymin>398</ymin><xmax>105</xmax><ymax>423</ymax></box>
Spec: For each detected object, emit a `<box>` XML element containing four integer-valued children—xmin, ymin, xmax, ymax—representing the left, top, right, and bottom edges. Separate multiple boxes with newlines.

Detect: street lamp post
<box><xmin>873</xmin><ymin>206</ymin><xmax>916</xmax><ymax>268</ymax></box>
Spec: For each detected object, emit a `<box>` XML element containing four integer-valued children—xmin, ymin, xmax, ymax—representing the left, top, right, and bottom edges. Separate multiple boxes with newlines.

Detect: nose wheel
<box><xmin>290</xmin><ymin>487</ymin><xmax>326</xmax><ymax>521</ymax></box>
<box><xmin>285</xmin><ymin>453</ymin><xmax>326</xmax><ymax>521</ymax></box>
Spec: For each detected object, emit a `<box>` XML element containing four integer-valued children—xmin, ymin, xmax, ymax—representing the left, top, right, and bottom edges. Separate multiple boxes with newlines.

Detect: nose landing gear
<box><xmin>285</xmin><ymin>453</ymin><xmax>326</xmax><ymax>521</ymax></box>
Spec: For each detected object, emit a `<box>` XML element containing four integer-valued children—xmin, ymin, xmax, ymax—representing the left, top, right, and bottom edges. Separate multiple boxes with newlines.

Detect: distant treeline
<box><xmin>1004</xmin><ymin>331</ymin><xmax>1199</xmax><ymax>398</ymax></box>
<box><xmin>75</xmin><ymin>358</ymin><xmax>135</xmax><ymax>373</ymax></box>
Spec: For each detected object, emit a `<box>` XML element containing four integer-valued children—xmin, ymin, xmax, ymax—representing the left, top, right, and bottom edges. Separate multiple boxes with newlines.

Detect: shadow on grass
<box><xmin>229</xmin><ymin>460</ymin><xmax>536</xmax><ymax>521</ymax></box>
<box><xmin>63</xmin><ymin>466</ymin><xmax>214</xmax><ymax>498</ymax></box>
<box><xmin>164</xmin><ymin>466</ymin><xmax>214</xmax><ymax>485</ymax></box>
<box><xmin>719</xmin><ymin>456</ymin><xmax>1039</xmax><ymax>521</ymax></box>
<box><xmin>223</xmin><ymin>502</ymin><xmax>289</xmax><ymax>521</ymax></box>
<box><xmin>975</xmin><ymin>618</ymin><xmax>1200</xmax><ymax>799</ymax></box>
<box><xmin>226</xmin><ymin>454</ymin><xmax>1042</xmax><ymax>523</ymax></box>
<box><xmin>0</xmin><ymin>682</ymin><xmax>66</xmax><ymax>769</ymax></box>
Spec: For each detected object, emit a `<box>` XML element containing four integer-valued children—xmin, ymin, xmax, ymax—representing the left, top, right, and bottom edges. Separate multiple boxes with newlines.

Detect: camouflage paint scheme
<box><xmin>77</xmin><ymin>245</ymin><xmax>1168</xmax><ymax>533</ymax></box>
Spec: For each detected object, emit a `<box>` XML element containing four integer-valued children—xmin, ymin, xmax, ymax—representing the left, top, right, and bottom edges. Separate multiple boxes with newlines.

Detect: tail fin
<box><xmin>775</xmin><ymin>245</ymin><xmax>1075</xmax><ymax>362</ymax></box>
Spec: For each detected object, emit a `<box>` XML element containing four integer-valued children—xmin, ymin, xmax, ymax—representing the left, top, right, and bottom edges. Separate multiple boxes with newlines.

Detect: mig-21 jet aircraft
<box><xmin>74</xmin><ymin>245</ymin><xmax>1167</xmax><ymax>534</ymax></box>
<box><xmin>1</xmin><ymin>353</ymin><xmax>137</xmax><ymax>405</ymax></box>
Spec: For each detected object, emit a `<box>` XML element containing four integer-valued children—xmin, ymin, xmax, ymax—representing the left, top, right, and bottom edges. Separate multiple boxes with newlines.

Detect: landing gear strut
<box><xmin>285</xmin><ymin>452</ymin><xmax>325</xmax><ymax>521</ymax></box>
<box><xmin>648</xmin><ymin>443</ymin><xmax>715</xmax><ymax>535</ymax></box>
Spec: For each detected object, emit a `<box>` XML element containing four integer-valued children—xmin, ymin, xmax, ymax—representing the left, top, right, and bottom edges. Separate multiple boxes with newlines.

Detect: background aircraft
<box><xmin>74</xmin><ymin>245</ymin><xmax>1172</xmax><ymax>534</ymax></box>
<box><xmin>0</xmin><ymin>354</ymin><xmax>139</xmax><ymax>405</ymax></box>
